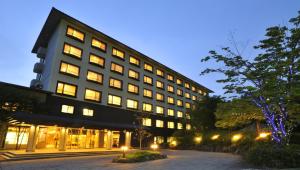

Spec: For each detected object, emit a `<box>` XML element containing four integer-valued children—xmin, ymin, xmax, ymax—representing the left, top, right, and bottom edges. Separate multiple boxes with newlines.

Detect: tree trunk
<box><xmin>256</xmin><ymin>120</ymin><xmax>260</xmax><ymax>134</ymax></box>
<box><xmin>0</xmin><ymin>121</ymin><xmax>8</xmax><ymax>149</ymax></box>
<box><xmin>139</xmin><ymin>137</ymin><xmax>142</xmax><ymax>150</ymax></box>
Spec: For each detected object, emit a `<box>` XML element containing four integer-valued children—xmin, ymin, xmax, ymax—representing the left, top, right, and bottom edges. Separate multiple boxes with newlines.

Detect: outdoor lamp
<box><xmin>211</xmin><ymin>134</ymin><xmax>220</xmax><ymax>140</ymax></box>
<box><xmin>231</xmin><ymin>134</ymin><xmax>242</xmax><ymax>142</ymax></box>
<box><xmin>150</xmin><ymin>143</ymin><xmax>159</xmax><ymax>150</ymax></box>
<box><xmin>256</xmin><ymin>132</ymin><xmax>271</xmax><ymax>140</ymax></box>
<box><xmin>194</xmin><ymin>136</ymin><xmax>202</xmax><ymax>144</ymax></box>
<box><xmin>121</xmin><ymin>146</ymin><xmax>128</xmax><ymax>158</ymax></box>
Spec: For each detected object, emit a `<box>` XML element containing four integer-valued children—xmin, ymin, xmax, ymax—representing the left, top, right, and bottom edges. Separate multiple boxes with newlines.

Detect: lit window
<box><xmin>167</xmin><ymin>121</ymin><xmax>175</xmax><ymax>129</ymax></box>
<box><xmin>186</xmin><ymin>102</ymin><xmax>191</xmax><ymax>109</ymax></box>
<box><xmin>167</xmin><ymin>85</ymin><xmax>174</xmax><ymax>93</ymax></box>
<box><xmin>167</xmin><ymin>74</ymin><xmax>174</xmax><ymax>82</ymax></box>
<box><xmin>156</xmin><ymin>93</ymin><xmax>164</xmax><ymax>101</ymax></box>
<box><xmin>91</xmin><ymin>38</ymin><xmax>106</xmax><ymax>52</ymax></box>
<box><xmin>192</xmin><ymin>86</ymin><xmax>196</xmax><ymax>91</ymax></box>
<box><xmin>111</xmin><ymin>62</ymin><xmax>124</xmax><ymax>74</ymax></box>
<box><xmin>192</xmin><ymin>95</ymin><xmax>197</xmax><ymax>101</ymax></box>
<box><xmin>177</xmin><ymin>123</ymin><xmax>183</xmax><ymax>129</ymax></box>
<box><xmin>128</xmin><ymin>84</ymin><xmax>139</xmax><ymax>94</ymax></box>
<box><xmin>143</xmin><ymin>89</ymin><xmax>152</xmax><ymax>98</ymax></box>
<box><xmin>66</xmin><ymin>26</ymin><xmax>85</xmax><ymax>42</ymax></box>
<box><xmin>156</xmin><ymin>69</ymin><xmax>164</xmax><ymax>77</ymax></box>
<box><xmin>108</xmin><ymin>94</ymin><xmax>122</xmax><ymax>106</ymax></box>
<box><xmin>177</xmin><ymin>99</ymin><xmax>183</xmax><ymax>107</ymax></box>
<box><xmin>154</xmin><ymin>136</ymin><xmax>164</xmax><ymax>144</ymax></box>
<box><xmin>144</xmin><ymin>63</ymin><xmax>153</xmax><ymax>72</ymax></box>
<box><xmin>143</xmin><ymin>118</ymin><xmax>152</xmax><ymax>126</ymax></box>
<box><xmin>156</xmin><ymin>106</ymin><xmax>164</xmax><ymax>114</ymax></box>
<box><xmin>129</xmin><ymin>56</ymin><xmax>140</xmax><ymax>66</ymax></box>
<box><xmin>83</xmin><ymin>108</ymin><xmax>94</xmax><ymax>116</ymax></box>
<box><xmin>63</xmin><ymin>43</ymin><xmax>82</xmax><ymax>59</ymax></box>
<box><xmin>56</xmin><ymin>82</ymin><xmax>77</xmax><ymax>97</ymax></box>
<box><xmin>185</xmin><ymin>92</ymin><xmax>191</xmax><ymax>99</ymax></box>
<box><xmin>109</xmin><ymin>78</ymin><xmax>122</xmax><ymax>89</ymax></box>
<box><xmin>156</xmin><ymin>120</ymin><xmax>164</xmax><ymax>128</ymax></box>
<box><xmin>203</xmin><ymin>92</ymin><xmax>207</xmax><ymax>96</ymax></box>
<box><xmin>186</xmin><ymin>124</ymin><xmax>191</xmax><ymax>130</ymax></box>
<box><xmin>176</xmin><ymin>79</ymin><xmax>183</xmax><ymax>85</ymax></box>
<box><xmin>85</xmin><ymin>89</ymin><xmax>101</xmax><ymax>102</ymax></box>
<box><xmin>185</xmin><ymin>83</ymin><xmax>190</xmax><ymax>89</ymax></box>
<box><xmin>89</xmin><ymin>54</ymin><xmax>105</xmax><ymax>67</ymax></box>
<box><xmin>61</xmin><ymin>105</ymin><xmax>74</xmax><ymax>114</ymax></box>
<box><xmin>177</xmin><ymin>111</ymin><xmax>183</xmax><ymax>118</ymax></box>
<box><xmin>156</xmin><ymin>80</ymin><xmax>164</xmax><ymax>89</ymax></box>
<box><xmin>128</xmin><ymin>69</ymin><xmax>139</xmax><ymax>80</ymax></box>
<box><xmin>167</xmin><ymin>109</ymin><xmax>175</xmax><ymax>116</ymax></box>
<box><xmin>186</xmin><ymin>113</ymin><xmax>191</xmax><ymax>119</ymax></box>
<box><xmin>143</xmin><ymin>76</ymin><xmax>153</xmax><ymax>85</ymax></box>
<box><xmin>167</xmin><ymin>97</ymin><xmax>174</xmax><ymax>105</ymax></box>
<box><xmin>87</xmin><ymin>71</ymin><xmax>103</xmax><ymax>84</ymax></box>
<box><xmin>177</xmin><ymin>89</ymin><xmax>183</xmax><ymax>96</ymax></box>
<box><xmin>143</xmin><ymin>103</ymin><xmax>152</xmax><ymax>112</ymax></box>
<box><xmin>60</xmin><ymin>62</ymin><xmax>80</xmax><ymax>77</ymax></box>
<box><xmin>127</xmin><ymin>99</ymin><xmax>138</xmax><ymax>109</ymax></box>
<box><xmin>198</xmin><ymin>89</ymin><xmax>202</xmax><ymax>94</ymax></box>
<box><xmin>112</xmin><ymin>48</ymin><xmax>125</xmax><ymax>59</ymax></box>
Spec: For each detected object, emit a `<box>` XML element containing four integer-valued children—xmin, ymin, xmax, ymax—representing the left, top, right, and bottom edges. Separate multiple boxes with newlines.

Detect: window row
<box><xmin>142</xmin><ymin>118</ymin><xmax>191</xmax><ymax>130</ymax></box>
<box><xmin>65</xmin><ymin>26</ymin><xmax>206</xmax><ymax>95</ymax></box>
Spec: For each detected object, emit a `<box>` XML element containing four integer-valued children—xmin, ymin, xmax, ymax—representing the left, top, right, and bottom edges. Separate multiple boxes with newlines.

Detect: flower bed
<box><xmin>112</xmin><ymin>151</ymin><xmax>167</xmax><ymax>163</ymax></box>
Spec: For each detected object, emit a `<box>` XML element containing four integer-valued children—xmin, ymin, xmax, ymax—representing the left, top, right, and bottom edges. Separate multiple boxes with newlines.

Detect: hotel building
<box><xmin>1</xmin><ymin>8</ymin><xmax>212</xmax><ymax>152</ymax></box>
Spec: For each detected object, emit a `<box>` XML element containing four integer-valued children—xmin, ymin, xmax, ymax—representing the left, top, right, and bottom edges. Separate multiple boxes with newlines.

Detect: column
<box><xmin>26</xmin><ymin>125</ymin><xmax>39</xmax><ymax>152</ymax></box>
<box><xmin>99</xmin><ymin>130</ymin><xmax>105</xmax><ymax>148</ymax></box>
<box><xmin>94</xmin><ymin>130</ymin><xmax>100</xmax><ymax>148</ymax></box>
<box><xmin>106</xmin><ymin>130</ymin><xmax>113</xmax><ymax>150</ymax></box>
<box><xmin>125</xmin><ymin>131</ymin><xmax>132</xmax><ymax>148</ymax></box>
<box><xmin>58</xmin><ymin>127</ymin><xmax>67</xmax><ymax>151</ymax></box>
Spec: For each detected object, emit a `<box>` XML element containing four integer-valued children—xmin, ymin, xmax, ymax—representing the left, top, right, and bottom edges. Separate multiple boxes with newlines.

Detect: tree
<box><xmin>215</xmin><ymin>98</ymin><xmax>264</xmax><ymax>132</ymax></box>
<box><xmin>133</xmin><ymin>113</ymin><xmax>151</xmax><ymax>149</ymax></box>
<box><xmin>190</xmin><ymin>96</ymin><xmax>221</xmax><ymax>131</ymax></box>
<box><xmin>201</xmin><ymin>11</ymin><xmax>300</xmax><ymax>145</ymax></box>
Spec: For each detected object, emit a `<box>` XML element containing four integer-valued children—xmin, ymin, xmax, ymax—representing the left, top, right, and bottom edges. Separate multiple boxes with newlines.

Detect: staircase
<box><xmin>0</xmin><ymin>150</ymin><xmax>121</xmax><ymax>161</ymax></box>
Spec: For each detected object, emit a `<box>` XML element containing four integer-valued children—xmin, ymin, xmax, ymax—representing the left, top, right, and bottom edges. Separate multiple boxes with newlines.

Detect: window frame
<box><xmin>86</xmin><ymin>70</ymin><xmax>103</xmax><ymax>85</ymax></box>
<box><xmin>83</xmin><ymin>108</ymin><xmax>94</xmax><ymax>117</ymax></box>
<box><xmin>156</xmin><ymin>69</ymin><xmax>164</xmax><ymax>78</ymax></box>
<box><xmin>129</xmin><ymin>56</ymin><xmax>140</xmax><ymax>67</ymax></box>
<box><xmin>89</xmin><ymin>53</ymin><xmax>105</xmax><ymax>68</ymax></box>
<box><xmin>109</xmin><ymin>77</ymin><xmax>123</xmax><ymax>90</ymax></box>
<box><xmin>156</xmin><ymin>120</ymin><xmax>164</xmax><ymax>128</ymax></box>
<box><xmin>177</xmin><ymin>89</ymin><xmax>183</xmax><ymax>96</ymax></box>
<box><xmin>156</xmin><ymin>106</ymin><xmax>164</xmax><ymax>114</ymax></box>
<box><xmin>59</xmin><ymin>60</ymin><xmax>80</xmax><ymax>78</ymax></box>
<box><xmin>55</xmin><ymin>81</ymin><xmax>77</xmax><ymax>98</ymax></box>
<box><xmin>156</xmin><ymin>80</ymin><xmax>164</xmax><ymax>90</ymax></box>
<box><xmin>143</xmin><ymin>88</ymin><xmax>153</xmax><ymax>99</ymax></box>
<box><xmin>167</xmin><ymin>85</ymin><xmax>175</xmax><ymax>93</ymax></box>
<box><xmin>128</xmin><ymin>69</ymin><xmax>140</xmax><ymax>81</ymax></box>
<box><xmin>126</xmin><ymin>98</ymin><xmax>139</xmax><ymax>110</ymax></box>
<box><xmin>110</xmin><ymin>62</ymin><xmax>124</xmax><ymax>75</ymax></box>
<box><xmin>143</xmin><ymin>75</ymin><xmax>153</xmax><ymax>86</ymax></box>
<box><xmin>167</xmin><ymin>96</ymin><xmax>175</xmax><ymax>105</ymax></box>
<box><xmin>177</xmin><ymin>99</ymin><xmax>183</xmax><ymax>107</ymax></box>
<box><xmin>167</xmin><ymin>74</ymin><xmax>174</xmax><ymax>82</ymax></box>
<box><xmin>144</xmin><ymin>63</ymin><xmax>153</xmax><ymax>73</ymax></box>
<box><xmin>142</xmin><ymin>102</ymin><xmax>153</xmax><ymax>112</ymax></box>
<box><xmin>127</xmin><ymin>83</ymin><xmax>139</xmax><ymax>95</ymax></box>
<box><xmin>91</xmin><ymin>37</ymin><xmax>107</xmax><ymax>52</ymax></box>
<box><xmin>62</xmin><ymin>43</ymin><xmax>83</xmax><ymax>60</ymax></box>
<box><xmin>107</xmin><ymin>93</ymin><xmax>122</xmax><ymax>107</ymax></box>
<box><xmin>156</xmin><ymin>92</ymin><xmax>164</xmax><ymax>102</ymax></box>
<box><xmin>84</xmin><ymin>88</ymin><xmax>102</xmax><ymax>103</ymax></box>
<box><xmin>66</xmin><ymin>25</ymin><xmax>85</xmax><ymax>43</ymax></box>
<box><xmin>61</xmin><ymin>104</ymin><xmax>74</xmax><ymax>114</ymax></box>
<box><xmin>112</xmin><ymin>47</ymin><xmax>125</xmax><ymax>60</ymax></box>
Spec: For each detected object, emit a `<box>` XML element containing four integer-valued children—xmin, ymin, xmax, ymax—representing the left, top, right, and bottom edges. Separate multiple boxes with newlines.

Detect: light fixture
<box><xmin>231</xmin><ymin>134</ymin><xmax>242</xmax><ymax>142</ymax></box>
<box><xmin>121</xmin><ymin>146</ymin><xmax>129</xmax><ymax>158</ymax></box>
<box><xmin>150</xmin><ymin>143</ymin><xmax>159</xmax><ymax>150</ymax></box>
<box><xmin>211</xmin><ymin>134</ymin><xmax>220</xmax><ymax>140</ymax></box>
<box><xmin>194</xmin><ymin>136</ymin><xmax>202</xmax><ymax>144</ymax></box>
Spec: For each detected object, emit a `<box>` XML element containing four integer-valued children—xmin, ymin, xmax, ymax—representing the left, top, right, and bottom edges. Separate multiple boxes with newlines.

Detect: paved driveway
<box><xmin>0</xmin><ymin>150</ymin><xmax>253</xmax><ymax>170</ymax></box>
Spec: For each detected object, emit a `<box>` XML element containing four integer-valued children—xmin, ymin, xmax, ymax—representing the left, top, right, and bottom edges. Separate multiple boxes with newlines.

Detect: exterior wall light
<box><xmin>211</xmin><ymin>134</ymin><xmax>220</xmax><ymax>140</ymax></box>
<box><xmin>231</xmin><ymin>134</ymin><xmax>242</xmax><ymax>142</ymax></box>
<box><xmin>194</xmin><ymin>136</ymin><xmax>202</xmax><ymax>144</ymax></box>
<box><xmin>121</xmin><ymin>146</ymin><xmax>128</xmax><ymax>158</ymax></box>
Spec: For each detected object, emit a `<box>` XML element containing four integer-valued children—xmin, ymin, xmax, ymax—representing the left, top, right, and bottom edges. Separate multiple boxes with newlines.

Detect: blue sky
<box><xmin>0</xmin><ymin>0</ymin><xmax>298</xmax><ymax>95</ymax></box>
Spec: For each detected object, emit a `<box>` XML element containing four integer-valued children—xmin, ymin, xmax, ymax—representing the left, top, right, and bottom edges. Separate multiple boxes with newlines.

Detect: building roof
<box><xmin>32</xmin><ymin>7</ymin><xmax>213</xmax><ymax>93</ymax></box>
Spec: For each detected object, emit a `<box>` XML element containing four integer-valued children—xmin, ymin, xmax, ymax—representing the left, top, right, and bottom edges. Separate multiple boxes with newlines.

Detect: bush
<box><xmin>112</xmin><ymin>151</ymin><xmax>167</xmax><ymax>163</ymax></box>
<box><xmin>245</xmin><ymin>143</ymin><xmax>300</xmax><ymax>168</ymax></box>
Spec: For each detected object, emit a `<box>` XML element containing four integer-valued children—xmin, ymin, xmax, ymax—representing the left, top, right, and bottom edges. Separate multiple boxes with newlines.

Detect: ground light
<box><xmin>231</xmin><ymin>134</ymin><xmax>242</xmax><ymax>142</ymax></box>
<box><xmin>150</xmin><ymin>143</ymin><xmax>159</xmax><ymax>151</ymax></box>
<box><xmin>211</xmin><ymin>134</ymin><xmax>220</xmax><ymax>140</ymax></box>
<box><xmin>256</xmin><ymin>132</ymin><xmax>271</xmax><ymax>140</ymax></box>
<box><xmin>170</xmin><ymin>140</ymin><xmax>177</xmax><ymax>147</ymax></box>
<box><xmin>121</xmin><ymin>146</ymin><xmax>128</xmax><ymax>158</ymax></box>
<box><xmin>194</xmin><ymin>136</ymin><xmax>202</xmax><ymax>144</ymax></box>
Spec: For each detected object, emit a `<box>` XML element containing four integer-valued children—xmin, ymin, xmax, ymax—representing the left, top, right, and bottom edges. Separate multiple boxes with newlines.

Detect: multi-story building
<box><xmin>1</xmin><ymin>8</ymin><xmax>212</xmax><ymax>152</ymax></box>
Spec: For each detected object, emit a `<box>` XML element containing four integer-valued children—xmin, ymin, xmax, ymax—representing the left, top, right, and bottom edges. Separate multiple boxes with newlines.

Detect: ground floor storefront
<box><xmin>3</xmin><ymin>125</ymin><xmax>132</xmax><ymax>152</ymax></box>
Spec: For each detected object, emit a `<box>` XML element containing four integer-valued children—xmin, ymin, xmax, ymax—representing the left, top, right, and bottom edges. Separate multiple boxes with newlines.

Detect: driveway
<box><xmin>0</xmin><ymin>150</ymin><xmax>253</xmax><ymax>170</ymax></box>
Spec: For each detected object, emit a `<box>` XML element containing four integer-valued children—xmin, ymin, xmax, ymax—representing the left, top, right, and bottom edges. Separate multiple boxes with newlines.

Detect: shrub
<box><xmin>245</xmin><ymin>143</ymin><xmax>300</xmax><ymax>168</ymax></box>
<box><xmin>112</xmin><ymin>151</ymin><xmax>167</xmax><ymax>163</ymax></box>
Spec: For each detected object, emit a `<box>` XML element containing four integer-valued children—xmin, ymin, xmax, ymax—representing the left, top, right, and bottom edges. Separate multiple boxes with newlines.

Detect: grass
<box><xmin>112</xmin><ymin>150</ymin><xmax>167</xmax><ymax>163</ymax></box>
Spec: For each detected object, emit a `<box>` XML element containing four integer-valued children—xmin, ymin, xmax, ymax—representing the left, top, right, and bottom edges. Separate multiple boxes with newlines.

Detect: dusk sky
<box><xmin>0</xmin><ymin>1</ymin><xmax>299</xmax><ymax>95</ymax></box>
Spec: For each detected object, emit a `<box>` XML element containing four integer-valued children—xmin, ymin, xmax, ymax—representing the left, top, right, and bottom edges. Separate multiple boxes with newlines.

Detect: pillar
<box><xmin>125</xmin><ymin>131</ymin><xmax>131</xmax><ymax>148</ymax></box>
<box><xmin>106</xmin><ymin>130</ymin><xmax>113</xmax><ymax>150</ymax></box>
<box><xmin>59</xmin><ymin>127</ymin><xmax>67</xmax><ymax>151</ymax></box>
<box><xmin>99</xmin><ymin>130</ymin><xmax>105</xmax><ymax>148</ymax></box>
<box><xmin>26</xmin><ymin>125</ymin><xmax>39</xmax><ymax>152</ymax></box>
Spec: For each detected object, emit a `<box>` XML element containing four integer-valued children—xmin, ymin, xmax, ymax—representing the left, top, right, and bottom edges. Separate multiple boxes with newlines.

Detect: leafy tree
<box><xmin>190</xmin><ymin>96</ymin><xmax>221</xmax><ymax>131</ymax></box>
<box><xmin>215</xmin><ymin>98</ymin><xmax>264</xmax><ymax>131</ymax></box>
<box><xmin>133</xmin><ymin>113</ymin><xmax>152</xmax><ymax>149</ymax></box>
<box><xmin>201</xmin><ymin>11</ymin><xmax>300</xmax><ymax>145</ymax></box>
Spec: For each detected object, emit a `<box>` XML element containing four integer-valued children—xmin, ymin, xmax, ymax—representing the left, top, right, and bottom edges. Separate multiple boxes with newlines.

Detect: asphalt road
<box><xmin>0</xmin><ymin>150</ymin><xmax>254</xmax><ymax>170</ymax></box>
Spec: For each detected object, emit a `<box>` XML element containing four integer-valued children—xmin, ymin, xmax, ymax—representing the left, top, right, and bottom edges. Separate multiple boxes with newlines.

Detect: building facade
<box><xmin>1</xmin><ymin>8</ymin><xmax>212</xmax><ymax>152</ymax></box>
